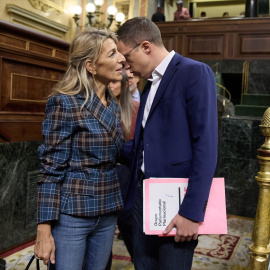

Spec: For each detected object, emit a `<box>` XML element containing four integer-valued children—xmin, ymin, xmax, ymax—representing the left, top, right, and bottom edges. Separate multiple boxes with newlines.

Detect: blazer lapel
<box><xmin>146</xmin><ymin>54</ymin><xmax>182</xmax><ymax>124</ymax></box>
<box><xmin>134</xmin><ymin>81</ymin><xmax>151</xmax><ymax>149</ymax></box>
<box><xmin>78</xmin><ymin>91</ymin><xmax>124</xmax><ymax>152</ymax></box>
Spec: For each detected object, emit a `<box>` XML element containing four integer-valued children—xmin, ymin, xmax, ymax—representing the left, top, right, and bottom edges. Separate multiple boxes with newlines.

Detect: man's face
<box><xmin>118</xmin><ymin>40</ymin><xmax>151</xmax><ymax>79</ymax></box>
<box><xmin>126</xmin><ymin>69</ymin><xmax>139</xmax><ymax>93</ymax></box>
<box><xmin>177</xmin><ymin>4</ymin><xmax>182</xmax><ymax>11</ymax></box>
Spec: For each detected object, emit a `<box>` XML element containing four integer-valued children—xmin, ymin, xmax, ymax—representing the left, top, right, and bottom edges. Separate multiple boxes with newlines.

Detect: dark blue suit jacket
<box><xmin>123</xmin><ymin>53</ymin><xmax>218</xmax><ymax>222</ymax></box>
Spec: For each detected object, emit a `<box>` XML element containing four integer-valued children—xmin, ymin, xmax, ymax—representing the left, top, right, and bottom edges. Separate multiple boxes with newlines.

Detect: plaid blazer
<box><xmin>37</xmin><ymin>91</ymin><xmax>124</xmax><ymax>223</ymax></box>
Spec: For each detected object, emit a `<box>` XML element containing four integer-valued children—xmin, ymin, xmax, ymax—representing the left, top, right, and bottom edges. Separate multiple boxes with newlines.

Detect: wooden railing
<box><xmin>155</xmin><ymin>17</ymin><xmax>270</xmax><ymax>60</ymax></box>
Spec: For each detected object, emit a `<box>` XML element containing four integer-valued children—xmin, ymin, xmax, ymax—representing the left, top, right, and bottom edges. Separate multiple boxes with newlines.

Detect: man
<box><xmin>152</xmin><ymin>6</ymin><xmax>166</xmax><ymax>22</ymax></box>
<box><xmin>126</xmin><ymin>68</ymin><xmax>140</xmax><ymax>102</ymax></box>
<box><xmin>174</xmin><ymin>0</ymin><xmax>190</xmax><ymax>21</ymax></box>
<box><xmin>200</xmin><ymin>11</ymin><xmax>206</xmax><ymax>17</ymax></box>
<box><xmin>117</xmin><ymin>17</ymin><xmax>217</xmax><ymax>270</ymax></box>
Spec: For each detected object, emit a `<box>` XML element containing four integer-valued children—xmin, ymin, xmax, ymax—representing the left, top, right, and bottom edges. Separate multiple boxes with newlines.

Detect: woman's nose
<box><xmin>118</xmin><ymin>52</ymin><xmax>125</xmax><ymax>64</ymax></box>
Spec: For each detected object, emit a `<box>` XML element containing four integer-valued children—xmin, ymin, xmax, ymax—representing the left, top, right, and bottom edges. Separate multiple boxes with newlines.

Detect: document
<box><xmin>143</xmin><ymin>178</ymin><xmax>227</xmax><ymax>235</ymax></box>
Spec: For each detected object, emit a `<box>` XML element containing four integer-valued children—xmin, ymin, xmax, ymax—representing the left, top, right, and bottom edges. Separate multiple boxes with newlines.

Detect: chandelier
<box><xmin>72</xmin><ymin>0</ymin><xmax>125</xmax><ymax>29</ymax></box>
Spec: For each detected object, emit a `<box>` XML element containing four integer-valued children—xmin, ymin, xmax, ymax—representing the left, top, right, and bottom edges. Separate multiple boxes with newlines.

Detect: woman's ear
<box><xmin>85</xmin><ymin>59</ymin><xmax>96</xmax><ymax>75</ymax></box>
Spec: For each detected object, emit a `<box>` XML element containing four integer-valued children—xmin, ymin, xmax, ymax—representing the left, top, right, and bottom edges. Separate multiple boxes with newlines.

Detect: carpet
<box><xmin>2</xmin><ymin>215</ymin><xmax>253</xmax><ymax>270</ymax></box>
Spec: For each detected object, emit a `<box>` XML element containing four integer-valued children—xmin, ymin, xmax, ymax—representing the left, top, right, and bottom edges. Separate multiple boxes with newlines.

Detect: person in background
<box><xmin>223</xmin><ymin>12</ymin><xmax>229</xmax><ymax>17</ymax></box>
<box><xmin>109</xmin><ymin>69</ymin><xmax>140</xmax><ymax>263</ymax></box>
<box><xmin>34</xmin><ymin>29</ymin><xmax>126</xmax><ymax>270</ymax></box>
<box><xmin>174</xmin><ymin>0</ymin><xmax>190</xmax><ymax>21</ymax></box>
<box><xmin>126</xmin><ymin>69</ymin><xmax>141</xmax><ymax>102</ymax></box>
<box><xmin>200</xmin><ymin>11</ymin><xmax>206</xmax><ymax>17</ymax></box>
<box><xmin>117</xmin><ymin>17</ymin><xmax>218</xmax><ymax>270</ymax></box>
<box><xmin>152</xmin><ymin>6</ymin><xmax>166</xmax><ymax>22</ymax></box>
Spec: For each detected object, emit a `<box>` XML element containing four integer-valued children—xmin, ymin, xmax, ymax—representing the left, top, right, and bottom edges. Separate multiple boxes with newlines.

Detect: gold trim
<box><xmin>145</xmin><ymin>0</ymin><xmax>148</xmax><ymax>17</ymax></box>
<box><xmin>216</xmin><ymin>83</ymin><xmax>231</xmax><ymax>118</ymax></box>
<box><xmin>28</xmin><ymin>0</ymin><xmax>65</xmax><ymax>14</ymax></box>
<box><xmin>241</xmin><ymin>60</ymin><xmax>249</xmax><ymax>105</ymax></box>
<box><xmin>113</xmin><ymin>0</ymin><xmax>134</xmax><ymax>20</ymax></box>
<box><xmin>10</xmin><ymin>73</ymin><xmax>58</xmax><ymax>103</ymax></box>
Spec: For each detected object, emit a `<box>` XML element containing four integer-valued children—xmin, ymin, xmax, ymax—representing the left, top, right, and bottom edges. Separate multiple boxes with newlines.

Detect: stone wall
<box><xmin>0</xmin><ymin>141</ymin><xmax>41</xmax><ymax>251</ymax></box>
<box><xmin>216</xmin><ymin>116</ymin><xmax>263</xmax><ymax>218</ymax></box>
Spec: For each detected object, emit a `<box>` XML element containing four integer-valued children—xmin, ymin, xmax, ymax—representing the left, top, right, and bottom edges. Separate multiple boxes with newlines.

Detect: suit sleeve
<box><xmin>178</xmin><ymin>63</ymin><xmax>218</xmax><ymax>222</ymax></box>
<box><xmin>37</xmin><ymin>95</ymin><xmax>74</xmax><ymax>223</ymax></box>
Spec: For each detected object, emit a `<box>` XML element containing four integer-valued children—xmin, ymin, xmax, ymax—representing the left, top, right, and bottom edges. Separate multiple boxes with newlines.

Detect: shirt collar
<box><xmin>148</xmin><ymin>50</ymin><xmax>175</xmax><ymax>82</ymax></box>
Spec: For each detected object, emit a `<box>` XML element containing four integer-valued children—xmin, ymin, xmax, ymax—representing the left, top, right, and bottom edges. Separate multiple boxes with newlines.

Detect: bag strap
<box><xmin>36</xmin><ymin>257</ymin><xmax>40</xmax><ymax>270</ymax></box>
<box><xmin>24</xmin><ymin>254</ymin><xmax>40</xmax><ymax>270</ymax></box>
<box><xmin>25</xmin><ymin>255</ymin><xmax>35</xmax><ymax>270</ymax></box>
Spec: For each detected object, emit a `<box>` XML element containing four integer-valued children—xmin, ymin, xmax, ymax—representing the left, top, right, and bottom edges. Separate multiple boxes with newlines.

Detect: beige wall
<box><xmin>0</xmin><ymin>0</ymin><xmax>79</xmax><ymax>42</ymax></box>
<box><xmin>165</xmin><ymin>0</ymin><xmax>245</xmax><ymax>21</ymax></box>
<box><xmin>194</xmin><ymin>2</ymin><xmax>245</xmax><ymax>18</ymax></box>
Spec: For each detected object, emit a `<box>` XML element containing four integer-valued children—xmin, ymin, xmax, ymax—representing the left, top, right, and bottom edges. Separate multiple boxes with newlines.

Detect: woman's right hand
<box><xmin>34</xmin><ymin>222</ymin><xmax>56</xmax><ymax>265</ymax></box>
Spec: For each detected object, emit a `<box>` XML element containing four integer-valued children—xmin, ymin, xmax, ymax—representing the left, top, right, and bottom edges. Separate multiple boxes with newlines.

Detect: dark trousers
<box><xmin>133</xmin><ymin>184</ymin><xmax>198</xmax><ymax>270</ymax></box>
<box><xmin>117</xmin><ymin>208</ymin><xmax>134</xmax><ymax>259</ymax></box>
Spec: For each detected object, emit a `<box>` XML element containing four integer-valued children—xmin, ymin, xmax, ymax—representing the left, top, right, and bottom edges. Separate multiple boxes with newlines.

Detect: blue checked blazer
<box><xmin>37</xmin><ymin>91</ymin><xmax>124</xmax><ymax>224</ymax></box>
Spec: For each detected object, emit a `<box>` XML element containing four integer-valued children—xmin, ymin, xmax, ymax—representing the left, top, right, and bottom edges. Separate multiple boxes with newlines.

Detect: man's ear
<box><xmin>85</xmin><ymin>59</ymin><xmax>96</xmax><ymax>75</ymax></box>
<box><xmin>141</xmin><ymin>41</ymin><xmax>151</xmax><ymax>55</ymax></box>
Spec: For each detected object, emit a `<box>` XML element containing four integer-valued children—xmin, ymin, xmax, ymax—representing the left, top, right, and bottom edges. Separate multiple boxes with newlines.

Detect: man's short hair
<box><xmin>176</xmin><ymin>1</ymin><xmax>183</xmax><ymax>6</ymax></box>
<box><xmin>116</xmin><ymin>17</ymin><xmax>164</xmax><ymax>47</ymax></box>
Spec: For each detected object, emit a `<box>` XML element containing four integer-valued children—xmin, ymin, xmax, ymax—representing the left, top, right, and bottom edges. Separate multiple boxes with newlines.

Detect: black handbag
<box><xmin>24</xmin><ymin>255</ymin><xmax>40</xmax><ymax>270</ymax></box>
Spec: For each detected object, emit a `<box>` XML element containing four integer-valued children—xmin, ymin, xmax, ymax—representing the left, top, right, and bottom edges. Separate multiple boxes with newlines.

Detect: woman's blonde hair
<box><xmin>50</xmin><ymin>29</ymin><xmax>118</xmax><ymax>108</ymax></box>
<box><xmin>118</xmin><ymin>70</ymin><xmax>135</xmax><ymax>141</ymax></box>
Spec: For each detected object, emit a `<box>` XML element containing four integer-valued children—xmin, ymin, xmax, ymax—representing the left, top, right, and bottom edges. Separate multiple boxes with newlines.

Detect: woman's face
<box><xmin>92</xmin><ymin>38</ymin><xmax>125</xmax><ymax>86</ymax></box>
<box><xmin>109</xmin><ymin>80</ymin><xmax>121</xmax><ymax>98</ymax></box>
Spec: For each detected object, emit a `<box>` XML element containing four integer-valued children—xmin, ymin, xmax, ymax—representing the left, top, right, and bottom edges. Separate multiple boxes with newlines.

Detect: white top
<box><xmin>141</xmin><ymin>50</ymin><xmax>175</xmax><ymax>173</ymax></box>
<box><xmin>132</xmin><ymin>89</ymin><xmax>141</xmax><ymax>102</ymax></box>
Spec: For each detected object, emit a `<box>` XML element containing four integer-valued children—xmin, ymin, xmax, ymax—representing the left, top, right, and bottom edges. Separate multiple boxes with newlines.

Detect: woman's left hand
<box><xmin>34</xmin><ymin>222</ymin><xmax>56</xmax><ymax>265</ymax></box>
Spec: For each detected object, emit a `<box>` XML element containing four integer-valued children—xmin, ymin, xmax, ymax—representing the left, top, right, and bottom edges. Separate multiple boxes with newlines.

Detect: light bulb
<box><xmin>72</xmin><ymin>5</ymin><xmax>82</xmax><ymax>15</ymax></box>
<box><xmin>94</xmin><ymin>0</ymin><xmax>104</xmax><ymax>6</ymax></box>
<box><xmin>86</xmin><ymin>3</ymin><xmax>96</xmax><ymax>13</ymax></box>
<box><xmin>107</xmin><ymin>5</ymin><xmax>117</xmax><ymax>16</ymax></box>
<box><xmin>115</xmin><ymin>12</ymin><xmax>125</xmax><ymax>22</ymax></box>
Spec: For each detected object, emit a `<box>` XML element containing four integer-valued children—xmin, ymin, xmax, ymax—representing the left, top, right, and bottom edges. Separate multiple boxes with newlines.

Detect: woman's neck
<box><xmin>94</xmin><ymin>82</ymin><xmax>107</xmax><ymax>108</ymax></box>
<box><xmin>115</xmin><ymin>96</ymin><xmax>121</xmax><ymax>106</ymax></box>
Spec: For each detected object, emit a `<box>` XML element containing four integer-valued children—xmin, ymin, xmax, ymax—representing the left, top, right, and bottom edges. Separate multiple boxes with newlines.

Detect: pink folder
<box><xmin>143</xmin><ymin>178</ymin><xmax>227</xmax><ymax>235</ymax></box>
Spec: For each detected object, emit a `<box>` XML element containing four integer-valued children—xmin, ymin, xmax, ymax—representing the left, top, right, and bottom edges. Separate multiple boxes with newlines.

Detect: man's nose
<box><xmin>124</xmin><ymin>62</ymin><xmax>130</xmax><ymax>69</ymax></box>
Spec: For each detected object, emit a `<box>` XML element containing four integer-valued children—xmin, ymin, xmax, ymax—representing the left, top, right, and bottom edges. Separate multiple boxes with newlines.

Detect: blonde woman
<box><xmin>34</xmin><ymin>29</ymin><xmax>125</xmax><ymax>270</ymax></box>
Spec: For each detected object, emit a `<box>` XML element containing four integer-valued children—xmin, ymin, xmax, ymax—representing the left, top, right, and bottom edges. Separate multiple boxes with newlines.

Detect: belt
<box><xmin>138</xmin><ymin>170</ymin><xmax>145</xmax><ymax>187</ymax></box>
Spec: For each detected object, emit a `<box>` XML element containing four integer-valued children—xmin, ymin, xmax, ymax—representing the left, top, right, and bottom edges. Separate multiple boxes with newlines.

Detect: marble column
<box><xmin>245</xmin><ymin>0</ymin><xmax>258</xmax><ymax>17</ymax></box>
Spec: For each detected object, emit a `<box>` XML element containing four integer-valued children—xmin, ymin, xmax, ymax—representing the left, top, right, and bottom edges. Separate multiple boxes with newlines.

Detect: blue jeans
<box><xmin>133</xmin><ymin>185</ymin><xmax>198</xmax><ymax>270</ymax></box>
<box><xmin>51</xmin><ymin>212</ymin><xmax>117</xmax><ymax>270</ymax></box>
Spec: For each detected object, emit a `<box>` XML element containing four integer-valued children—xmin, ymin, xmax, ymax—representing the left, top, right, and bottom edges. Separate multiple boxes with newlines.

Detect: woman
<box><xmin>108</xmin><ymin>70</ymin><xmax>139</xmax><ymax>263</ymax></box>
<box><xmin>109</xmin><ymin>70</ymin><xmax>139</xmax><ymax>142</ymax></box>
<box><xmin>34</xmin><ymin>29</ymin><xmax>125</xmax><ymax>270</ymax></box>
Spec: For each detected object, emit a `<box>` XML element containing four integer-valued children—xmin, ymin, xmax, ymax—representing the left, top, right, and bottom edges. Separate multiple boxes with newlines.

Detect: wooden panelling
<box><xmin>0</xmin><ymin>20</ymin><xmax>69</xmax><ymax>142</ymax></box>
<box><xmin>55</xmin><ymin>49</ymin><xmax>69</xmax><ymax>60</ymax></box>
<box><xmin>239</xmin><ymin>35</ymin><xmax>270</xmax><ymax>54</ymax></box>
<box><xmin>29</xmin><ymin>42</ymin><xmax>54</xmax><ymax>56</ymax></box>
<box><xmin>1</xmin><ymin>57</ymin><xmax>62</xmax><ymax>113</ymax></box>
<box><xmin>186</xmin><ymin>35</ymin><xmax>224</xmax><ymax>56</ymax></box>
<box><xmin>0</xmin><ymin>122</ymin><xmax>43</xmax><ymax>142</ymax></box>
<box><xmin>162</xmin><ymin>34</ymin><xmax>179</xmax><ymax>53</ymax></box>
<box><xmin>156</xmin><ymin>17</ymin><xmax>270</xmax><ymax>60</ymax></box>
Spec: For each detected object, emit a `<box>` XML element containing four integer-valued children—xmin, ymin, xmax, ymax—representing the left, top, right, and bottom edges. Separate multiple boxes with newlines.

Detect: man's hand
<box><xmin>163</xmin><ymin>214</ymin><xmax>199</xmax><ymax>242</ymax></box>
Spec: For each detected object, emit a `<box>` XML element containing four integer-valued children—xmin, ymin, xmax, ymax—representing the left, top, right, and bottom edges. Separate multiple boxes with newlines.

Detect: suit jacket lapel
<box><xmin>134</xmin><ymin>81</ymin><xmax>151</xmax><ymax>149</ymax></box>
<box><xmin>147</xmin><ymin>61</ymin><xmax>180</xmax><ymax>124</ymax></box>
<box><xmin>78</xmin><ymin>91</ymin><xmax>124</xmax><ymax>152</ymax></box>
